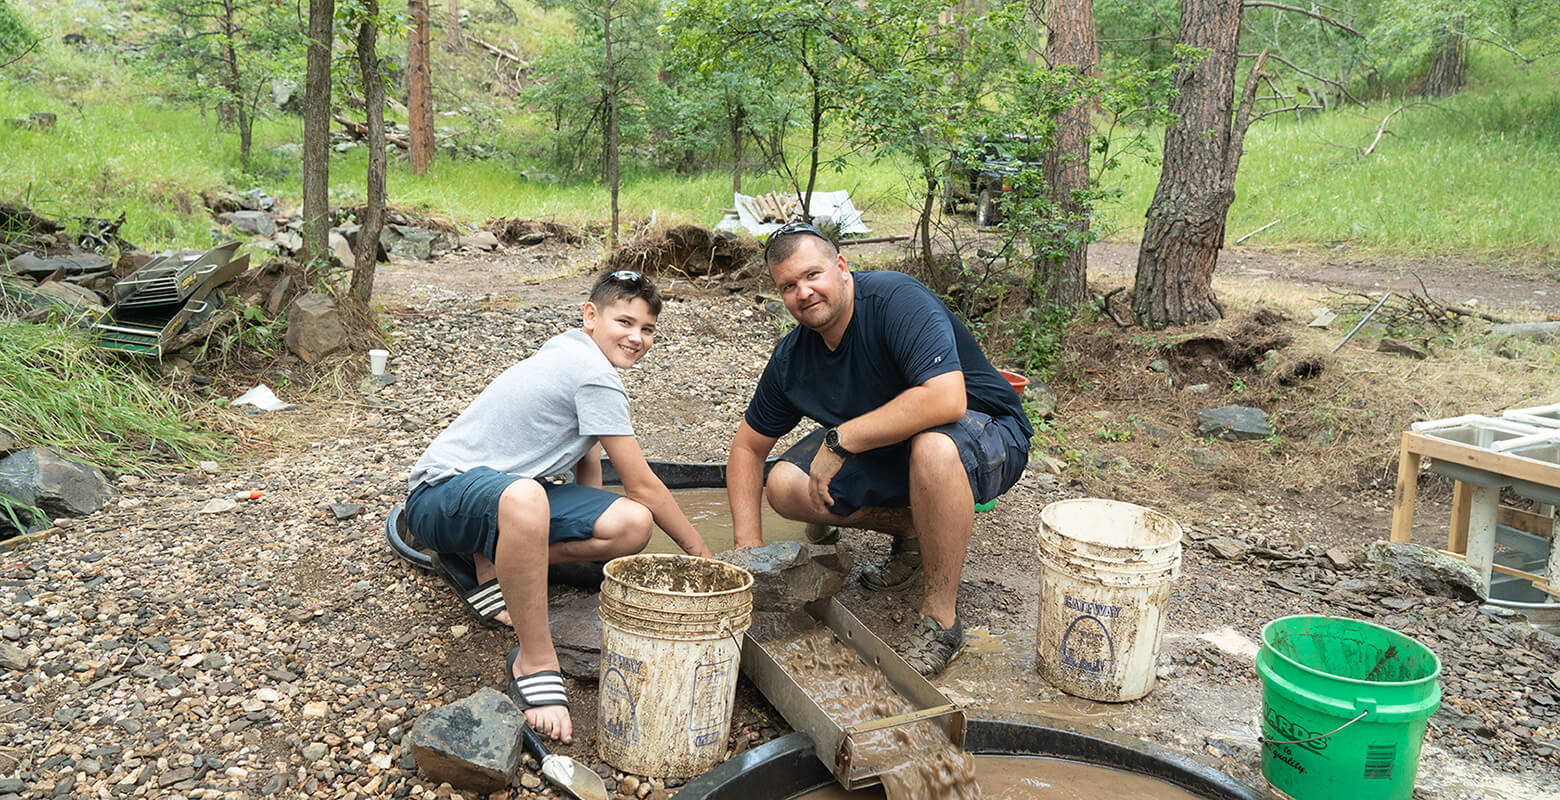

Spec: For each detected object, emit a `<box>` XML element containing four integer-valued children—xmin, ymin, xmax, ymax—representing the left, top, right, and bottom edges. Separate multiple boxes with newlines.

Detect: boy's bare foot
<box><xmin>473</xmin><ymin>554</ymin><xmax>514</xmax><ymax>627</ymax></box>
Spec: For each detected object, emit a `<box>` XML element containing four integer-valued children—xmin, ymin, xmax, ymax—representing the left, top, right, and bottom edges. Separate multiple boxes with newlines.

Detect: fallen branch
<box><xmin>1235</xmin><ymin>218</ymin><xmax>1280</xmax><ymax>244</ymax></box>
<box><xmin>1240</xmin><ymin>51</ymin><xmax>1366</xmax><ymax>108</ymax></box>
<box><xmin>1242</xmin><ymin>1</ymin><xmax>1363</xmax><ymax>37</ymax></box>
<box><xmin>1362</xmin><ymin>104</ymin><xmax>1411</xmax><ymax>158</ymax></box>
<box><xmin>468</xmin><ymin>35</ymin><xmax>527</xmax><ymax>66</ymax></box>
<box><xmin>332</xmin><ymin>112</ymin><xmax>410</xmax><ymax>151</ymax></box>
<box><xmin>1101</xmin><ymin>287</ymin><xmax>1131</xmax><ymax>328</ymax></box>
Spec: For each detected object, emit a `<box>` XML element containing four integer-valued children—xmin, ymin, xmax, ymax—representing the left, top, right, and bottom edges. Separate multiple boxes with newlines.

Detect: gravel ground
<box><xmin>2</xmin><ymin>247</ymin><xmax>1557</xmax><ymax>800</ymax></box>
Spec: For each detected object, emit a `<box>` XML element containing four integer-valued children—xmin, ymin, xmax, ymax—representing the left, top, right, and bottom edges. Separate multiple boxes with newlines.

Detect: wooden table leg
<box><xmin>1390</xmin><ymin>434</ymin><xmax>1422</xmax><ymax>543</ymax></box>
<box><xmin>1466</xmin><ymin>485</ymin><xmax>1499</xmax><ymax>593</ymax></box>
<box><xmin>1547</xmin><ymin>512</ymin><xmax>1560</xmax><ymax>595</ymax></box>
<box><xmin>1449</xmin><ymin>481</ymin><xmax>1473</xmax><ymax>554</ymax></box>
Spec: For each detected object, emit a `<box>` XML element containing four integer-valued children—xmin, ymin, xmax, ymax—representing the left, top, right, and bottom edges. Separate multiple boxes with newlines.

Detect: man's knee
<box><xmin>909</xmin><ymin>430</ymin><xmax>959</xmax><ymax>465</ymax></box>
<box><xmin>765</xmin><ymin>462</ymin><xmax>827</xmax><ymax>518</ymax></box>
<box><xmin>597</xmin><ymin>498</ymin><xmax>653</xmax><ymax>553</ymax></box>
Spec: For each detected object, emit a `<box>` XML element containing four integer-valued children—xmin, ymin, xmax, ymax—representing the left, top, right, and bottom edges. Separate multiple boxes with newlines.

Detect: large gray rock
<box><xmin>1378</xmin><ymin>338</ymin><xmax>1429</xmax><ymax>359</ymax></box>
<box><xmin>284</xmin><ymin>293</ymin><xmax>346</xmax><ymax>363</ymax></box>
<box><xmin>716</xmin><ymin>541</ymin><xmax>852</xmax><ymax>613</ymax></box>
<box><xmin>1024</xmin><ymin>380</ymin><xmax>1057</xmax><ymax>420</ymax></box>
<box><xmin>31</xmin><ymin>281</ymin><xmax>105</xmax><ymax>311</ymax></box>
<box><xmin>381</xmin><ymin>224</ymin><xmax>439</xmax><ymax>261</ymax></box>
<box><xmin>222</xmin><ymin>211</ymin><xmax>277</xmax><ymax>237</ymax></box>
<box><xmin>238</xmin><ymin>189</ymin><xmax>277</xmax><ymax>211</ymax></box>
<box><xmin>407</xmin><ymin>688</ymin><xmax>524</xmax><ymax>793</ymax></box>
<box><xmin>0</xmin><ymin>428</ymin><xmax>15</xmax><ymax>455</ymax></box>
<box><xmin>0</xmin><ymin>448</ymin><xmax>112</xmax><ymax>523</ymax></box>
<box><xmin>0</xmin><ymin>641</ymin><xmax>27</xmax><ymax>671</ymax></box>
<box><xmin>2</xmin><ymin>252</ymin><xmax>112</xmax><ymax>277</ymax></box>
<box><xmin>328</xmin><ymin>231</ymin><xmax>356</xmax><ymax>265</ymax></box>
<box><xmin>1366</xmin><ymin>540</ymin><xmax>1487</xmax><ymax>602</ymax></box>
<box><xmin>1195</xmin><ymin>406</ymin><xmax>1272</xmax><ymax>441</ymax></box>
<box><xmin>460</xmin><ymin>231</ymin><xmax>501</xmax><ymax>251</ymax></box>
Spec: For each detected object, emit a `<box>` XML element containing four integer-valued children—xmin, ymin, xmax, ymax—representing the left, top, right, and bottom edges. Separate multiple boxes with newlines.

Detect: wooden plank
<box><xmin>1390</xmin><ymin>434</ymin><xmax>1422</xmax><ymax>543</ymax></box>
<box><xmin>1498</xmin><ymin>505</ymin><xmax>1555</xmax><ymax>539</ymax></box>
<box><xmin>1466</xmin><ymin>485</ymin><xmax>1498</xmax><ymax>588</ymax></box>
<box><xmin>1440</xmin><ymin>550</ymin><xmax>1560</xmax><ymax>599</ymax></box>
<box><xmin>1405</xmin><ymin>431</ymin><xmax>1560</xmax><ymax>490</ymax></box>
<box><xmin>1449</xmin><ymin>481</ymin><xmax>1473</xmax><ymax>553</ymax></box>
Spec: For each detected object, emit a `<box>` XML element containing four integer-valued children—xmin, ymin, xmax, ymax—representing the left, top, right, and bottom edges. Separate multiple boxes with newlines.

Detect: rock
<box><xmin>1023</xmin><ymin>380</ymin><xmax>1057</xmax><ymax>420</ymax></box>
<box><xmin>1308</xmin><ymin>309</ymin><xmax>1337</xmax><ymax>328</ymax></box>
<box><xmin>1037</xmin><ymin>456</ymin><xmax>1067</xmax><ymax>476</ymax></box>
<box><xmin>1257</xmin><ymin>349</ymin><xmax>1280</xmax><ymax>374</ymax></box>
<box><xmin>1378</xmin><ymin>337</ymin><xmax>1429</xmax><ymax>359</ymax></box>
<box><xmin>31</xmin><ymin>280</ymin><xmax>105</xmax><ymax>311</ymax></box>
<box><xmin>0</xmin><ymin>448</ymin><xmax>113</xmax><ymax>521</ymax></box>
<box><xmin>1195</xmin><ymin>406</ymin><xmax>1272</xmax><ymax>441</ymax></box>
<box><xmin>0</xmin><ymin>428</ymin><xmax>14</xmax><ymax>454</ymax></box>
<box><xmin>1138</xmin><ymin>421</ymin><xmax>1177</xmax><ymax>441</ymax></box>
<box><xmin>515</xmin><ymin>232</ymin><xmax>550</xmax><ymax>247</ymax></box>
<box><xmin>198</xmin><ymin>498</ymin><xmax>238</xmax><ymax>514</ymax></box>
<box><xmin>1366</xmin><ymin>541</ymin><xmax>1486</xmax><ymax>602</ymax></box>
<box><xmin>300</xmin><ymin>743</ymin><xmax>328</xmax><ymax>762</ymax></box>
<box><xmin>460</xmin><ymin>231</ymin><xmax>501</xmax><ymax>251</ymax></box>
<box><xmin>274</xmin><ymin>230</ymin><xmax>303</xmax><ymax>254</ymax></box>
<box><xmin>1147</xmin><ymin>359</ymin><xmax>1169</xmax><ymax>373</ymax></box>
<box><xmin>238</xmin><ymin>189</ymin><xmax>277</xmax><ymax>211</ymax></box>
<box><xmin>716</xmin><ymin>541</ymin><xmax>852</xmax><ymax>612</ymax></box>
<box><xmin>270</xmin><ymin>143</ymin><xmax>303</xmax><ymax>159</ymax></box>
<box><xmin>0</xmin><ymin>641</ymin><xmax>28</xmax><ymax>671</ymax></box>
<box><xmin>222</xmin><ymin>211</ymin><xmax>277</xmax><ymax>237</ymax></box>
<box><xmin>1183</xmin><ymin>383</ymin><xmax>1211</xmax><ymax>393</ymax></box>
<box><xmin>1324</xmin><ymin>547</ymin><xmax>1355</xmax><ymax>570</ymax></box>
<box><xmin>284</xmin><ymin>293</ymin><xmax>347</xmax><ymax>363</ymax></box>
<box><xmin>548</xmin><ymin>593</ymin><xmax>601</xmax><ymax>680</ymax></box>
<box><xmin>381</xmin><ymin>224</ymin><xmax>440</xmax><ymax>261</ymax></box>
<box><xmin>1188</xmin><ymin>448</ymin><xmax>1229</xmax><ymax>471</ymax></box>
<box><xmin>1205</xmin><ymin>536</ymin><xmax>1250</xmax><ymax>561</ymax></box>
<box><xmin>2</xmin><ymin>252</ymin><xmax>111</xmax><ymax>277</ymax></box>
<box><xmin>330</xmin><ymin>503</ymin><xmax>364</xmax><ymax>520</ymax></box>
<box><xmin>407</xmin><ymin>688</ymin><xmax>525</xmax><ymax>794</ymax></box>
<box><xmin>266</xmin><ymin>274</ymin><xmax>295</xmax><ymax>318</ymax></box>
<box><xmin>328</xmin><ymin>231</ymin><xmax>356</xmax><ymax>266</ymax></box>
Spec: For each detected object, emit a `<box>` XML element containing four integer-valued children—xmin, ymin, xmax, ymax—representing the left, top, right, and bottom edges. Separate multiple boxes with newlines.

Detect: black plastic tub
<box><xmin>675</xmin><ymin>713</ymin><xmax>1266</xmax><ymax>800</ymax></box>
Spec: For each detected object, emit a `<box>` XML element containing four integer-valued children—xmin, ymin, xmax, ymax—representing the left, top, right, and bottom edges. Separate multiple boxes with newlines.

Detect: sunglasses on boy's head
<box><xmin>764</xmin><ymin>221</ymin><xmax>832</xmax><ymax>256</ymax></box>
<box><xmin>608</xmin><ymin>269</ymin><xmax>646</xmax><ymax>286</ymax></box>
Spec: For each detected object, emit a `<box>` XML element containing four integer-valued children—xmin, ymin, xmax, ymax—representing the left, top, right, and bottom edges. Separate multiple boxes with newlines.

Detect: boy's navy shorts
<box><xmin>405</xmin><ymin>466</ymin><xmax>622</xmax><ymax>561</ymax></box>
<box><xmin>777</xmin><ymin>410</ymin><xmax>1030</xmax><ymax>517</ymax></box>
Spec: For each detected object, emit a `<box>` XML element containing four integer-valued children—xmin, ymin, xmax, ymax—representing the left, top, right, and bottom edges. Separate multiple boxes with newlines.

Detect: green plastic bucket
<box><xmin>1256</xmin><ymin>615</ymin><xmax>1441</xmax><ymax>800</ymax></box>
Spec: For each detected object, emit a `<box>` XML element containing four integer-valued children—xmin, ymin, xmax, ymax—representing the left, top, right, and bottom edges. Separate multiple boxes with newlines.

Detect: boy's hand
<box><xmin>682</xmin><ymin>540</ymin><xmax>714</xmax><ymax>559</ymax></box>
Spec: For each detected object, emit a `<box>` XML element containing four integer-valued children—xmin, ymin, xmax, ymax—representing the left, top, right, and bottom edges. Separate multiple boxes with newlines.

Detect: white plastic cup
<box><xmin>368</xmin><ymin>349</ymin><xmax>389</xmax><ymax>376</ymax></box>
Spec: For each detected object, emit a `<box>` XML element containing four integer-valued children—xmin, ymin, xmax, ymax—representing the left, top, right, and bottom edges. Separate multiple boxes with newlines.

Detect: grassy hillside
<box><xmin>4</xmin><ymin>0</ymin><xmax>1558</xmax><ymax>264</ymax></box>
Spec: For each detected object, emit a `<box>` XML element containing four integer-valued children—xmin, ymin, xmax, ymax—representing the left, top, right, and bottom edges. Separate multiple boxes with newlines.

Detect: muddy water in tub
<box><xmin>757</xmin><ymin>620</ymin><xmax>1207</xmax><ymax>800</ymax></box>
<box><xmin>629</xmin><ymin>488</ymin><xmax>807</xmax><ymax>553</ymax></box>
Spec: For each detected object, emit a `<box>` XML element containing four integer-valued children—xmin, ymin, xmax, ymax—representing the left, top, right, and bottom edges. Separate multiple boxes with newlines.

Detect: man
<box><xmin>403</xmin><ymin>269</ymin><xmax>711</xmax><ymax>743</ymax></box>
<box><xmin>726</xmin><ymin>222</ymin><xmax>1032</xmax><ymax>676</ymax></box>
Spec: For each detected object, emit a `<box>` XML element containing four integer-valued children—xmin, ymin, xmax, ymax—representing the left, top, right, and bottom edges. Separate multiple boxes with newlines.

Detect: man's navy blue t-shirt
<box><xmin>744</xmin><ymin>270</ymin><xmax>1033</xmax><ymax>439</ymax></box>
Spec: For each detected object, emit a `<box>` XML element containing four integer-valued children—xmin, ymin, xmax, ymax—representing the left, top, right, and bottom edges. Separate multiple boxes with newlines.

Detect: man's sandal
<box><xmin>859</xmin><ymin>538</ymin><xmax>922</xmax><ymax>592</ymax></box>
<box><xmin>505</xmin><ymin>647</ymin><xmax>569</xmax><ymax>712</ymax></box>
<box><xmin>804</xmin><ymin>523</ymin><xmax>841</xmax><ymax>546</ymax></box>
<box><xmin>902</xmin><ymin>615</ymin><xmax>965</xmax><ymax>677</ymax></box>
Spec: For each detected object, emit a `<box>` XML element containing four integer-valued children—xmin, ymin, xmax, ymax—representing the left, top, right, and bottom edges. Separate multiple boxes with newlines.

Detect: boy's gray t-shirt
<box><xmin>408</xmin><ymin>328</ymin><xmax>633</xmax><ymax>491</ymax></box>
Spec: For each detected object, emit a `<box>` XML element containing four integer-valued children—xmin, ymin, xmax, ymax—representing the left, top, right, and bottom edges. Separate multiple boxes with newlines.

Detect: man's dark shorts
<box><xmin>404</xmin><ymin>466</ymin><xmax>621</xmax><ymax>561</ymax></box>
<box><xmin>778</xmin><ymin>410</ymin><xmax>1030</xmax><ymax>517</ymax></box>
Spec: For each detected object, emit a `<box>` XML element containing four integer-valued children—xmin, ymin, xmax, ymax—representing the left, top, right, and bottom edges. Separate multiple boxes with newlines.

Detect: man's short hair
<box><xmin>763</xmin><ymin>222</ymin><xmax>838</xmax><ymax>267</ymax></box>
<box><xmin>589</xmin><ymin>269</ymin><xmax>663</xmax><ymax>316</ymax></box>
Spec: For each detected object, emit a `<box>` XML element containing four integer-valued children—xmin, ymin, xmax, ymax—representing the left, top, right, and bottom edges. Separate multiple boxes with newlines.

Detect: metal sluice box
<box><xmin>93</xmin><ymin>242</ymin><xmax>247</xmax><ymax>357</ymax></box>
<box><xmin>739</xmin><ymin>597</ymin><xmax>966</xmax><ymax>791</ymax></box>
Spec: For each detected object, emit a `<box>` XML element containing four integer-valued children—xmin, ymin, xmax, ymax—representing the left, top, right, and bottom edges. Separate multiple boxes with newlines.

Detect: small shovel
<box><xmin>521</xmin><ymin>725</ymin><xmax>609</xmax><ymax>800</ymax></box>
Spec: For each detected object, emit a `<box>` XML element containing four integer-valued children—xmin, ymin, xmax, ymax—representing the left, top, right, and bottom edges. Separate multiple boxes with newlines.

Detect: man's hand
<box><xmin>808</xmin><ymin>446</ymin><xmax>844</xmax><ymax>511</ymax></box>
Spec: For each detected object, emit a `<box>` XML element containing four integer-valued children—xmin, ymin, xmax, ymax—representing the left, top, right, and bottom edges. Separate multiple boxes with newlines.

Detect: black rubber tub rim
<box><xmin>674</xmin><ymin>711</ymin><xmax>1267</xmax><ymax>800</ymax></box>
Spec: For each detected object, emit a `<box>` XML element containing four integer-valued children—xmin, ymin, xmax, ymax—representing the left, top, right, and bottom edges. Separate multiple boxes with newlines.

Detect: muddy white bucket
<box><xmin>597</xmin><ymin>554</ymin><xmax>754</xmax><ymax>777</ymax></box>
<box><xmin>1036</xmin><ymin>498</ymin><xmax>1182</xmax><ymax>702</ymax></box>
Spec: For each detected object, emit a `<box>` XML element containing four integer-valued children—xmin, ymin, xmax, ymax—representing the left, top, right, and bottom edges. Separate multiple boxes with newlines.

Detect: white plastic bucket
<box><xmin>597</xmin><ymin>554</ymin><xmax>754</xmax><ymax>777</ymax></box>
<box><xmin>1036</xmin><ymin>499</ymin><xmax>1182</xmax><ymax>702</ymax></box>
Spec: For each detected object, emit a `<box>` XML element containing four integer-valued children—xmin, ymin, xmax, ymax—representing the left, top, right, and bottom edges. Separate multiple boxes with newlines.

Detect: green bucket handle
<box><xmin>1260</xmin><ymin>709</ymin><xmax>1368</xmax><ymax>746</ymax></box>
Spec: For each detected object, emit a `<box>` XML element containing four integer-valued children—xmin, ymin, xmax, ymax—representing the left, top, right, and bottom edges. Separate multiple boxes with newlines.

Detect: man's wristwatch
<box><xmin>823</xmin><ymin>427</ymin><xmax>853</xmax><ymax>458</ymax></box>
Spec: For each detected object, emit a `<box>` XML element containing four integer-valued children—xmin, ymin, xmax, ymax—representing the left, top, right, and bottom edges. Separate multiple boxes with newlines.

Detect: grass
<box><xmin>0</xmin><ymin>319</ymin><xmax>228</xmax><ymax>471</ymax></box>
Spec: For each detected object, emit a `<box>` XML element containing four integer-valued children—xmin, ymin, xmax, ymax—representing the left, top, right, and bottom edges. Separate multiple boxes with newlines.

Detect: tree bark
<box><xmin>302</xmin><ymin>0</ymin><xmax>335</xmax><ymax>266</ymax></box>
<box><xmin>1422</xmin><ymin>22</ymin><xmax>1465</xmax><ymax>98</ymax></box>
<box><xmin>219</xmin><ymin>0</ymin><xmax>251</xmax><ymax>166</ymax></box>
<box><xmin>408</xmin><ymin>0</ymin><xmax>435</xmax><ymax>174</ymax></box>
<box><xmin>1132</xmin><ymin>0</ymin><xmax>1257</xmax><ymax>328</ymax></box>
<box><xmin>730</xmin><ymin>101</ymin><xmax>743</xmax><ymax>194</ymax></box>
<box><xmin>354</xmin><ymin>3</ymin><xmax>388</xmax><ymax>305</ymax></box>
<box><xmin>604</xmin><ymin>0</ymin><xmax>620</xmax><ymax>248</ymax></box>
<box><xmin>1040</xmin><ymin>0</ymin><xmax>1098</xmax><ymax>308</ymax></box>
<box><xmin>447</xmin><ymin>0</ymin><xmax>463</xmax><ymax>50</ymax></box>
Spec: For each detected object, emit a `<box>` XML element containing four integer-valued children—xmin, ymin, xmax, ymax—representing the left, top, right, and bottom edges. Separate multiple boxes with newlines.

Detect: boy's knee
<box><xmin>497</xmin><ymin>480</ymin><xmax>549</xmax><ymax>533</ymax></box>
<box><xmin>599</xmin><ymin>498</ymin><xmax>653</xmax><ymax>553</ymax></box>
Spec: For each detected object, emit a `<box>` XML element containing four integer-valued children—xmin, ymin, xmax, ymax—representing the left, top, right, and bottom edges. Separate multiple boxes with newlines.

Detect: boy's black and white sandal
<box><xmin>430</xmin><ymin>552</ymin><xmax>509</xmax><ymax>629</ymax></box>
<box><xmin>505</xmin><ymin>647</ymin><xmax>570</xmax><ymax>711</ymax></box>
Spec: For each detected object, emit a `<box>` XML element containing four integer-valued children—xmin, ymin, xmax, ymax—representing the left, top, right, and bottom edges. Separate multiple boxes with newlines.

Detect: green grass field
<box><xmin>3</xmin><ymin>29</ymin><xmax>1557</xmax><ymax>262</ymax></box>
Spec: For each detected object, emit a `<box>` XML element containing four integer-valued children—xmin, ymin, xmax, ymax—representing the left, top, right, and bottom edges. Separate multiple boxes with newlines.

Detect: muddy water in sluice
<box><xmin>757</xmin><ymin>621</ymin><xmax>981</xmax><ymax>800</ymax></box>
<box><xmin>636</xmin><ymin>488</ymin><xmax>808</xmax><ymax>554</ymax></box>
<box><xmin>790</xmin><ymin>755</ymin><xmax>1212</xmax><ymax>800</ymax></box>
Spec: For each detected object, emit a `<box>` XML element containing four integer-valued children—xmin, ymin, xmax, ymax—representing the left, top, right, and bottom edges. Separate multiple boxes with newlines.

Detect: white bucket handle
<box><xmin>1260</xmin><ymin>710</ymin><xmax>1367</xmax><ymax>746</ymax></box>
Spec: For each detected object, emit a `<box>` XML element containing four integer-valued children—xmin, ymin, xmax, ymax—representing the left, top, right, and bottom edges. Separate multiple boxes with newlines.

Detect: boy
<box><xmin>403</xmin><ymin>269</ymin><xmax>711</xmax><ymax>743</ymax></box>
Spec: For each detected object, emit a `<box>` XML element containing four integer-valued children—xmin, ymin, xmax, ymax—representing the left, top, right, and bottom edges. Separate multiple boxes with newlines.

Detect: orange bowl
<box><xmin>997</xmin><ymin>369</ymin><xmax>1029</xmax><ymax>395</ymax></box>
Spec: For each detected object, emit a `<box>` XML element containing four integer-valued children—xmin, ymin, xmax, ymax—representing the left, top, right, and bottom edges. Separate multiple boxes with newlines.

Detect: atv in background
<box><xmin>942</xmin><ymin>135</ymin><xmax>1044</xmax><ymax>228</ymax></box>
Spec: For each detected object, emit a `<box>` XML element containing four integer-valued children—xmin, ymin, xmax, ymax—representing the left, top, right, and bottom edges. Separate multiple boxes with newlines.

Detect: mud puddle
<box><xmin>793</xmin><ymin>754</ymin><xmax>1211</xmax><ymax>799</ymax></box>
<box><xmin>626</xmin><ymin>487</ymin><xmax>808</xmax><ymax>554</ymax></box>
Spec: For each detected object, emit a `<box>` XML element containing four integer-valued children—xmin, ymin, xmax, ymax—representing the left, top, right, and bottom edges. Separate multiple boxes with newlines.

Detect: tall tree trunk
<box><xmin>219</xmin><ymin>0</ymin><xmax>250</xmax><ymax>166</ymax></box>
<box><xmin>302</xmin><ymin>0</ymin><xmax>335</xmax><ymax>266</ymax></box>
<box><xmin>730</xmin><ymin>103</ymin><xmax>743</xmax><ymax>194</ymax></box>
<box><xmin>804</xmin><ymin>66</ymin><xmax>820</xmax><ymax>217</ymax></box>
<box><xmin>1422</xmin><ymin>21</ymin><xmax>1465</xmax><ymax>98</ymax></box>
<box><xmin>408</xmin><ymin>0</ymin><xmax>435</xmax><ymax>174</ymax></box>
<box><xmin>354</xmin><ymin>4</ymin><xmax>388</xmax><ymax>304</ymax></box>
<box><xmin>604</xmin><ymin>2</ymin><xmax>620</xmax><ymax>248</ymax></box>
<box><xmin>447</xmin><ymin>0</ymin><xmax>463</xmax><ymax>50</ymax></box>
<box><xmin>918</xmin><ymin>166</ymin><xmax>935</xmax><ymax>271</ymax></box>
<box><xmin>1040</xmin><ymin>0</ymin><xmax>1098</xmax><ymax>308</ymax></box>
<box><xmin>1132</xmin><ymin>0</ymin><xmax>1263</xmax><ymax>328</ymax></box>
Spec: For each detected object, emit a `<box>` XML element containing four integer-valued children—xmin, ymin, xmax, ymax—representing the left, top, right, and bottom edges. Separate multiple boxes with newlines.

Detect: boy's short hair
<box><xmin>589</xmin><ymin>269</ymin><xmax>663</xmax><ymax>316</ymax></box>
